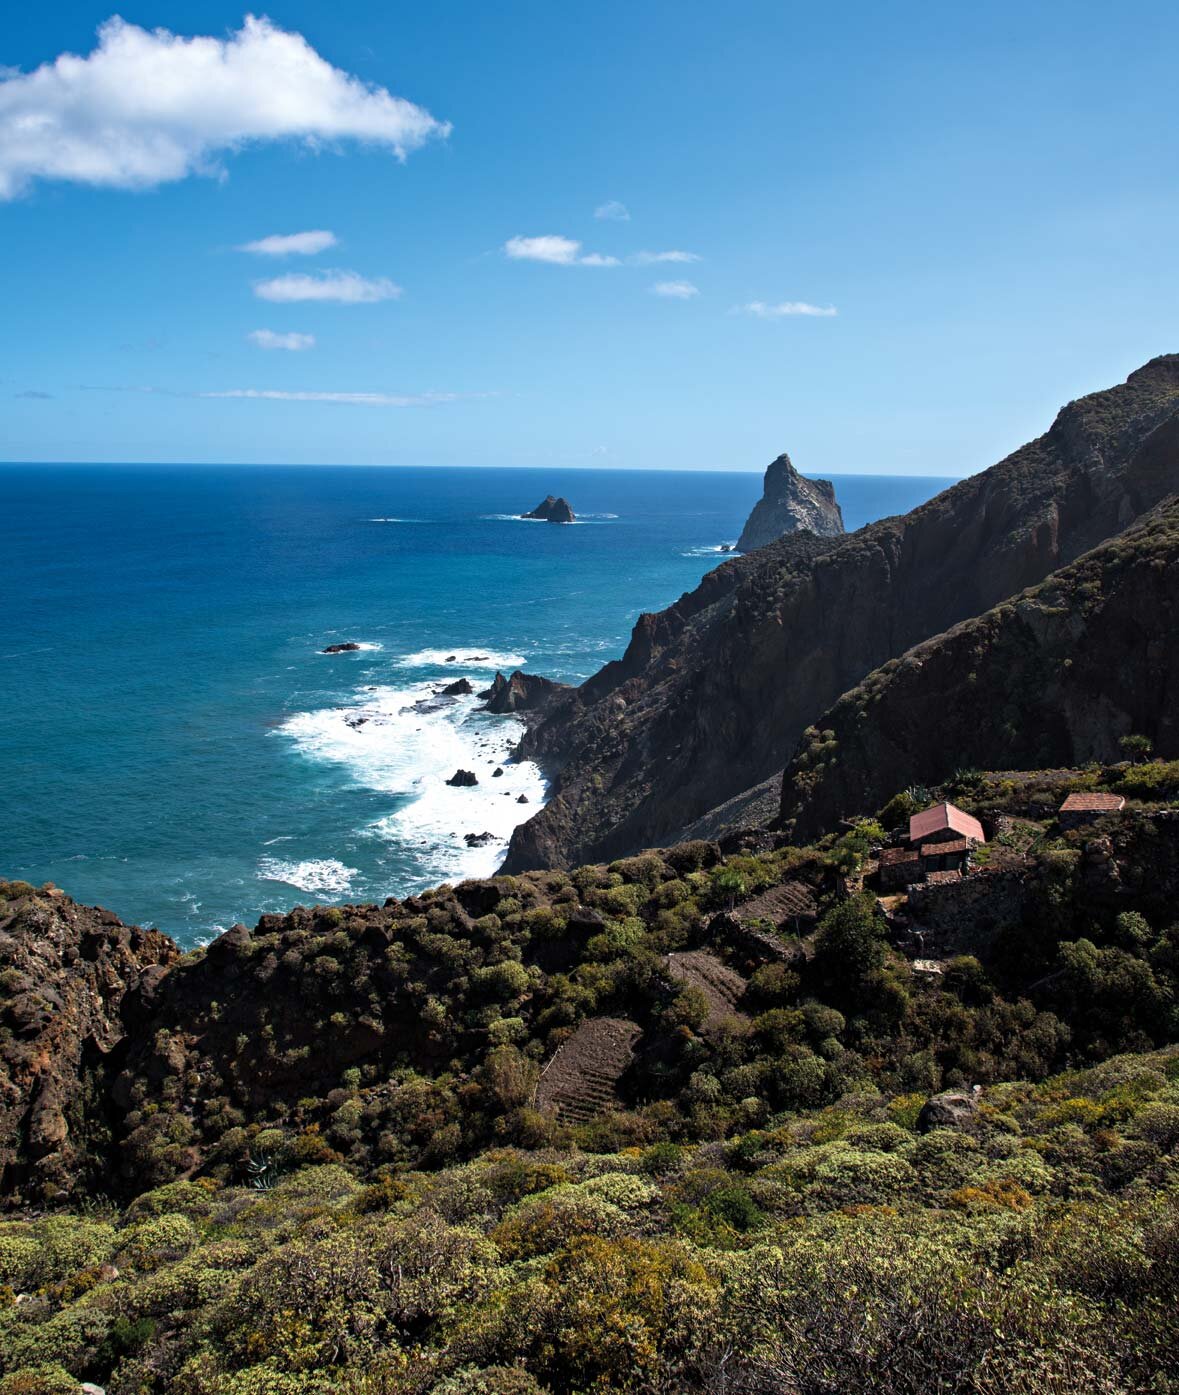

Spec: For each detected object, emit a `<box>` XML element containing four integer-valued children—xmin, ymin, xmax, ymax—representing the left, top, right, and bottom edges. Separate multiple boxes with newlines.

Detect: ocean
<box><xmin>0</xmin><ymin>464</ymin><xmax>955</xmax><ymax>944</ymax></box>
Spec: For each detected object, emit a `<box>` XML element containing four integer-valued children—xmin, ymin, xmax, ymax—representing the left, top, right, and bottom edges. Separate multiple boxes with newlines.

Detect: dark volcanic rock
<box><xmin>480</xmin><ymin>669</ymin><xmax>570</xmax><ymax>715</ymax></box>
<box><xmin>780</xmin><ymin>494</ymin><xmax>1179</xmax><ymax>838</ymax></box>
<box><xmin>322</xmin><ymin>642</ymin><xmax>362</xmax><ymax>654</ymax></box>
<box><xmin>501</xmin><ymin>356</ymin><xmax>1179</xmax><ymax>872</ymax></box>
<box><xmin>736</xmin><ymin>453</ymin><xmax>844</xmax><ymax>551</ymax></box>
<box><xmin>522</xmin><ymin>495</ymin><xmax>576</xmax><ymax>524</ymax></box>
<box><xmin>463</xmin><ymin>831</ymin><xmax>496</xmax><ymax>847</ymax></box>
<box><xmin>441</xmin><ymin>678</ymin><xmax>474</xmax><ymax>696</ymax></box>
<box><xmin>446</xmin><ymin>769</ymin><xmax>479</xmax><ymax>787</ymax></box>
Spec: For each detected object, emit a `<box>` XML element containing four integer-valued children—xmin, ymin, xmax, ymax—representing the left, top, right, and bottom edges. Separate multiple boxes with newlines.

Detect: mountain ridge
<box><xmin>501</xmin><ymin>355</ymin><xmax>1179</xmax><ymax>872</ymax></box>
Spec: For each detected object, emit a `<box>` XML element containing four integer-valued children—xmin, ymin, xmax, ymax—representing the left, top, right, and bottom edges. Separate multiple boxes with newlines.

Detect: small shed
<box><xmin>920</xmin><ymin>838</ymin><xmax>973</xmax><ymax>875</ymax></box>
<box><xmin>1059</xmin><ymin>791</ymin><xmax>1126</xmax><ymax>829</ymax></box>
<box><xmin>909</xmin><ymin>802</ymin><xmax>985</xmax><ymax>848</ymax></box>
<box><xmin>879</xmin><ymin>846</ymin><xmax>921</xmax><ymax>891</ymax></box>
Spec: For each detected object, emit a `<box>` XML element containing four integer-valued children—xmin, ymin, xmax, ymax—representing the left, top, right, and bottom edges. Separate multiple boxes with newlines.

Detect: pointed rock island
<box><xmin>735</xmin><ymin>452</ymin><xmax>843</xmax><ymax>551</ymax></box>
<box><xmin>521</xmin><ymin>494</ymin><xmax>576</xmax><ymax>523</ymax></box>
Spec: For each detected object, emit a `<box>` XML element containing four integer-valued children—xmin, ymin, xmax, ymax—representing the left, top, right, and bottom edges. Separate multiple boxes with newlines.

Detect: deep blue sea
<box><xmin>0</xmin><ymin>465</ymin><xmax>954</xmax><ymax>944</ymax></box>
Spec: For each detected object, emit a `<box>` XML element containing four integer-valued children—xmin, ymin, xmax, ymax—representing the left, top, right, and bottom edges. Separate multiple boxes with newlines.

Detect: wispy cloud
<box><xmin>630</xmin><ymin>250</ymin><xmax>701</xmax><ymax>265</ymax></box>
<box><xmin>253</xmin><ymin>271</ymin><xmax>401</xmax><ymax>304</ymax></box>
<box><xmin>594</xmin><ymin>201</ymin><xmax>630</xmax><ymax>221</ymax></box>
<box><xmin>503</xmin><ymin>235</ymin><xmax>619</xmax><ymax>267</ymax></box>
<box><xmin>13</xmin><ymin>389</ymin><xmax>54</xmax><ymax>399</ymax></box>
<box><xmin>0</xmin><ymin>15</ymin><xmax>450</xmax><ymax>200</ymax></box>
<box><xmin>201</xmin><ymin>388</ymin><xmax>484</xmax><ymax>407</ymax></box>
<box><xmin>737</xmin><ymin>300</ymin><xmax>838</xmax><ymax>318</ymax></box>
<box><xmin>238</xmin><ymin>231</ymin><xmax>338</xmax><ymax>257</ymax></box>
<box><xmin>248</xmin><ymin>329</ymin><xmax>316</xmax><ymax>351</ymax></box>
<box><xmin>651</xmin><ymin>281</ymin><xmax>699</xmax><ymax>299</ymax></box>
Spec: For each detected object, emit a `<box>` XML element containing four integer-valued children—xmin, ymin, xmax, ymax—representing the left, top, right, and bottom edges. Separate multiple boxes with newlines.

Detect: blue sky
<box><xmin>2</xmin><ymin>2</ymin><xmax>1176</xmax><ymax>474</ymax></box>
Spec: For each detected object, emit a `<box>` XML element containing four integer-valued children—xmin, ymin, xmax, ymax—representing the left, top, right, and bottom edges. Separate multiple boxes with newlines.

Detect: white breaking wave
<box><xmin>279</xmin><ymin>679</ymin><xmax>547</xmax><ymax>883</ymax></box>
<box><xmin>681</xmin><ymin>542</ymin><xmax>738</xmax><ymax>557</ymax></box>
<box><xmin>257</xmin><ymin>856</ymin><xmax>359</xmax><ymax>895</ymax></box>
<box><xmin>394</xmin><ymin>648</ymin><xmax>526</xmax><ymax>670</ymax></box>
<box><xmin>367</xmin><ymin>517</ymin><xmax>425</xmax><ymax>523</ymax></box>
<box><xmin>579</xmin><ymin>512</ymin><xmax>619</xmax><ymax>519</ymax></box>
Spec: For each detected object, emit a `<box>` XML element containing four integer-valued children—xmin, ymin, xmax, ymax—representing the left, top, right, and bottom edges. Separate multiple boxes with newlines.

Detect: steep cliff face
<box><xmin>736</xmin><ymin>452</ymin><xmax>844</xmax><ymax>550</ymax></box>
<box><xmin>502</xmin><ymin>356</ymin><xmax>1179</xmax><ymax>872</ymax></box>
<box><xmin>779</xmin><ymin>497</ymin><xmax>1179</xmax><ymax>838</ymax></box>
<box><xmin>0</xmin><ymin>881</ymin><xmax>176</xmax><ymax>1202</ymax></box>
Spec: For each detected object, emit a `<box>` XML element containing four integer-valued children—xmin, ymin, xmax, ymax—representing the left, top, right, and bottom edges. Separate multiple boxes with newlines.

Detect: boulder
<box><xmin>521</xmin><ymin>495</ymin><xmax>576</xmax><ymax>524</ymax></box>
<box><xmin>440</xmin><ymin>678</ymin><xmax>474</xmax><ymax>696</ymax></box>
<box><xmin>447</xmin><ymin>769</ymin><xmax>479</xmax><ymax>787</ymax></box>
<box><xmin>735</xmin><ymin>452</ymin><xmax>844</xmax><ymax>552</ymax></box>
<box><xmin>916</xmin><ymin>1088</ymin><xmax>981</xmax><ymax>1133</ymax></box>
<box><xmin>463</xmin><ymin>831</ymin><xmax>496</xmax><ymax>847</ymax></box>
<box><xmin>322</xmin><ymin>642</ymin><xmax>362</xmax><ymax>654</ymax></box>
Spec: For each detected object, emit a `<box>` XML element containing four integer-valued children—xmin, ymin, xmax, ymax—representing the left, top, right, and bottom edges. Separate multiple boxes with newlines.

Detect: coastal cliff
<box><xmin>779</xmin><ymin>493</ymin><xmax>1179</xmax><ymax>839</ymax></box>
<box><xmin>501</xmin><ymin>356</ymin><xmax>1179</xmax><ymax>871</ymax></box>
<box><xmin>735</xmin><ymin>451</ymin><xmax>844</xmax><ymax>550</ymax></box>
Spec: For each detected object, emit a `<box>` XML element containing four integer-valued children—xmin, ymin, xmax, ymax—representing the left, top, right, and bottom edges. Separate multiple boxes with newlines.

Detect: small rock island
<box><xmin>521</xmin><ymin>495</ymin><xmax>575</xmax><ymax>524</ymax></box>
<box><xmin>736</xmin><ymin>452</ymin><xmax>843</xmax><ymax>551</ymax></box>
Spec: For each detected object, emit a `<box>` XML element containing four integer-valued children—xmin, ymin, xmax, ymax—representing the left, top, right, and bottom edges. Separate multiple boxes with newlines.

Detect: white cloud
<box><xmin>651</xmin><ymin>281</ymin><xmax>699</xmax><ymax>299</ymax></box>
<box><xmin>503</xmin><ymin>235</ymin><xmax>618</xmax><ymax>267</ymax></box>
<box><xmin>738</xmin><ymin>300</ymin><xmax>838</xmax><ymax>318</ymax></box>
<box><xmin>0</xmin><ymin>15</ymin><xmax>450</xmax><ymax>199</ymax></box>
<box><xmin>238</xmin><ymin>230</ymin><xmax>337</xmax><ymax>257</ymax></box>
<box><xmin>594</xmin><ymin>200</ymin><xmax>630</xmax><ymax>221</ymax></box>
<box><xmin>202</xmin><ymin>388</ymin><xmax>475</xmax><ymax>407</ymax></box>
<box><xmin>248</xmin><ymin>329</ymin><xmax>315</xmax><ymax>351</ymax></box>
<box><xmin>253</xmin><ymin>271</ymin><xmax>401</xmax><ymax>303</ymax></box>
<box><xmin>630</xmin><ymin>250</ymin><xmax>701</xmax><ymax>265</ymax></box>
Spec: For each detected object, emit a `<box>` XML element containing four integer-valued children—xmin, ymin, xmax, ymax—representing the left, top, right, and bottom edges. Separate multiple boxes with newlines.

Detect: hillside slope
<box><xmin>503</xmin><ymin>356</ymin><xmax>1179</xmax><ymax>871</ymax></box>
<box><xmin>779</xmin><ymin>495</ymin><xmax>1179</xmax><ymax>838</ymax></box>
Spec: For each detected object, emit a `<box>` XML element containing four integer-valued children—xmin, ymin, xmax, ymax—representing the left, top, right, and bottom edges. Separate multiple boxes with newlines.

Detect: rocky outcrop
<box><xmin>736</xmin><ymin>453</ymin><xmax>844</xmax><ymax>551</ymax></box>
<box><xmin>440</xmin><ymin>678</ymin><xmax>474</xmax><ymax>696</ymax></box>
<box><xmin>447</xmin><ymin>769</ymin><xmax>479</xmax><ymax>787</ymax></box>
<box><xmin>501</xmin><ymin>356</ymin><xmax>1179</xmax><ymax>872</ymax></box>
<box><xmin>0</xmin><ymin>881</ymin><xmax>176</xmax><ymax>1202</ymax></box>
<box><xmin>322</xmin><ymin>642</ymin><xmax>362</xmax><ymax>653</ymax></box>
<box><xmin>780</xmin><ymin>496</ymin><xmax>1179</xmax><ymax>839</ymax></box>
<box><xmin>522</xmin><ymin>495</ymin><xmax>575</xmax><ymax>523</ymax></box>
<box><xmin>916</xmin><ymin>1089</ymin><xmax>981</xmax><ymax>1133</ymax></box>
<box><xmin>479</xmin><ymin>669</ymin><xmax>570</xmax><ymax>715</ymax></box>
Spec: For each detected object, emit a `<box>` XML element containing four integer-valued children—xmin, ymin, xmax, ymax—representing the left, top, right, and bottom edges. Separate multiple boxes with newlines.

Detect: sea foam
<box><xmin>280</xmin><ymin>676</ymin><xmax>546</xmax><ymax>885</ymax></box>
<box><xmin>257</xmin><ymin>856</ymin><xmax>359</xmax><ymax>896</ymax></box>
<box><xmin>394</xmin><ymin>648</ymin><xmax>526</xmax><ymax>670</ymax></box>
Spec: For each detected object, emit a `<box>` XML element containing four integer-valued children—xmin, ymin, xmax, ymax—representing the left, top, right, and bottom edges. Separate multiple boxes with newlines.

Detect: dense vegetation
<box><xmin>3</xmin><ymin>780</ymin><xmax>1179</xmax><ymax>1390</ymax></box>
<box><xmin>2</xmin><ymin>1049</ymin><xmax>1177</xmax><ymax>1393</ymax></box>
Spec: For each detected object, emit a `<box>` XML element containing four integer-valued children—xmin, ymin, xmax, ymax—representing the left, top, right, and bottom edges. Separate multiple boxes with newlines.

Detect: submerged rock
<box><xmin>446</xmin><ymin>769</ymin><xmax>479</xmax><ymax>787</ymax></box>
<box><xmin>522</xmin><ymin>495</ymin><xmax>576</xmax><ymax>524</ymax></box>
<box><xmin>463</xmin><ymin>831</ymin><xmax>496</xmax><ymax>846</ymax></box>
<box><xmin>735</xmin><ymin>452</ymin><xmax>844</xmax><ymax>552</ymax></box>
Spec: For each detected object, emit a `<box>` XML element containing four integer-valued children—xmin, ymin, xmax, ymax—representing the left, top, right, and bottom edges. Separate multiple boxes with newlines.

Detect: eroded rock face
<box><xmin>501</xmin><ymin>356</ymin><xmax>1179</xmax><ymax>873</ymax></box>
<box><xmin>447</xmin><ymin>769</ymin><xmax>479</xmax><ymax>787</ymax></box>
<box><xmin>736</xmin><ymin>453</ymin><xmax>844</xmax><ymax>551</ymax></box>
<box><xmin>779</xmin><ymin>495</ymin><xmax>1179</xmax><ymax>840</ymax></box>
<box><xmin>522</xmin><ymin>495</ymin><xmax>575</xmax><ymax>523</ymax></box>
<box><xmin>0</xmin><ymin>882</ymin><xmax>177</xmax><ymax>1203</ymax></box>
<box><xmin>479</xmin><ymin>670</ymin><xmax>570</xmax><ymax>715</ymax></box>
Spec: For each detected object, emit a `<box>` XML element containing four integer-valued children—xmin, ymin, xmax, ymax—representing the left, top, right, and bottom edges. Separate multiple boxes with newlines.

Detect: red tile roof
<box><xmin>920</xmin><ymin>839</ymin><xmax>971</xmax><ymax>858</ymax></box>
<box><xmin>1060</xmin><ymin>792</ymin><xmax>1126</xmax><ymax>813</ymax></box>
<box><xmin>880</xmin><ymin>847</ymin><xmax>920</xmax><ymax>866</ymax></box>
<box><xmin>909</xmin><ymin>802</ymin><xmax>985</xmax><ymax>846</ymax></box>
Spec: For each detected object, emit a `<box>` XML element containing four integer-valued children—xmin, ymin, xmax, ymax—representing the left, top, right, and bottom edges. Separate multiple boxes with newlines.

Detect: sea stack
<box><xmin>521</xmin><ymin>495</ymin><xmax>576</xmax><ymax>524</ymax></box>
<box><xmin>735</xmin><ymin>453</ymin><xmax>843</xmax><ymax>552</ymax></box>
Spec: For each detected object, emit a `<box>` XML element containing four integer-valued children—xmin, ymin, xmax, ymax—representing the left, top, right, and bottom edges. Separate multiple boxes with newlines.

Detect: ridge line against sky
<box><xmin>2</xmin><ymin>3</ymin><xmax>1176</xmax><ymax>474</ymax></box>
